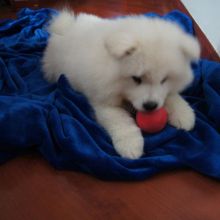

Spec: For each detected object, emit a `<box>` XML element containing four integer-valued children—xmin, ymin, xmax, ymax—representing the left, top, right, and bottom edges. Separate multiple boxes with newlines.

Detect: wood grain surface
<box><xmin>1</xmin><ymin>155</ymin><xmax>220</xmax><ymax>220</ymax></box>
<box><xmin>0</xmin><ymin>1</ymin><xmax>220</xmax><ymax>220</ymax></box>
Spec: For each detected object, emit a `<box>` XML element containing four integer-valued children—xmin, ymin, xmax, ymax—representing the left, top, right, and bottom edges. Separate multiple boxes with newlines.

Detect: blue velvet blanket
<box><xmin>1</xmin><ymin>8</ymin><xmax>220</xmax><ymax>180</ymax></box>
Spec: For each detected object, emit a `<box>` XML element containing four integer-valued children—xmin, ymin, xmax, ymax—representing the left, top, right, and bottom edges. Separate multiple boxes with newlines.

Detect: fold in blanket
<box><xmin>0</xmin><ymin>8</ymin><xmax>220</xmax><ymax>180</ymax></box>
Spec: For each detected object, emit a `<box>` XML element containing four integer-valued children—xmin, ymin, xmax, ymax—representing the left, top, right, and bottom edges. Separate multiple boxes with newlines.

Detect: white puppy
<box><xmin>43</xmin><ymin>10</ymin><xmax>200</xmax><ymax>159</ymax></box>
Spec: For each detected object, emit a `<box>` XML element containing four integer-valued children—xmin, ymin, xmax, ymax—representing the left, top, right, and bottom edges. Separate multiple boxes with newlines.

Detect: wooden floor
<box><xmin>1</xmin><ymin>155</ymin><xmax>220</xmax><ymax>220</ymax></box>
<box><xmin>0</xmin><ymin>1</ymin><xmax>220</xmax><ymax>220</ymax></box>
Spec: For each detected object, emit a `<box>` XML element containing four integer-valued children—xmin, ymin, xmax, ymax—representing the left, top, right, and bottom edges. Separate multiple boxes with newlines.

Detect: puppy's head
<box><xmin>105</xmin><ymin>18</ymin><xmax>200</xmax><ymax>111</ymax></box>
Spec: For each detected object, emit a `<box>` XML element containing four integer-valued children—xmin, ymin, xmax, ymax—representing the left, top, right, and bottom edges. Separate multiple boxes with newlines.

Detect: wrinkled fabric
<box><xmin>0</xmin><ymin>8</ymin><xmax>220</xmax><ymax>180</ymax></box>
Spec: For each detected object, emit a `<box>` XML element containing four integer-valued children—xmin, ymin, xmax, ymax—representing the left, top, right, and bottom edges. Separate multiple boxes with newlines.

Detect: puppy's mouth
<box><xmin>122</xmin><ymin>100</ymin><xmax>137</xmax><ymax>117</ymax></box>
<box><xmin>122</xmin><ymin>100</ymin><xmax>160</xmax><ymax>116</ymax></box>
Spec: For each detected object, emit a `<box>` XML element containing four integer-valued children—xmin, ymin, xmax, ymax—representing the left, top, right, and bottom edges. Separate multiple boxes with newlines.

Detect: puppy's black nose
<box><xmin>143</xmin><ymin>102</ymin><xmax>158</xmax><ymax>111</ymax></box>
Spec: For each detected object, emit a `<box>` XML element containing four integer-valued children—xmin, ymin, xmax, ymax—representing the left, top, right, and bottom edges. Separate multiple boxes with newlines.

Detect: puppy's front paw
<box><xmin>114</xmin><ymin>133</ymin><xmax>144</xmax><ymax>159</ymax></box>
<box><xmin>168</xmin><ymin>105</ymin><xmax>195</xmax><ymax>131</ymax></box>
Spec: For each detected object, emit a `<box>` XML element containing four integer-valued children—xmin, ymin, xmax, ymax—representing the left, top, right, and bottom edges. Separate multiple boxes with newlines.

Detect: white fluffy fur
<box><xmin>43</xmin><ymin>10</ymin><xmax>200</xmax><ymax>159</ymax></box>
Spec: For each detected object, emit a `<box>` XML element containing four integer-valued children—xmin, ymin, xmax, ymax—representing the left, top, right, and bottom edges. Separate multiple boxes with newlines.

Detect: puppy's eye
<box><xmin>161</xmin><ymin>76</ymin><xmax>168</xmax><ymax>84</ymax></box>
<box><xmin>132</xmin><ymin>76</ymin><xmax>142</xmax><ymax>85</ymax></box>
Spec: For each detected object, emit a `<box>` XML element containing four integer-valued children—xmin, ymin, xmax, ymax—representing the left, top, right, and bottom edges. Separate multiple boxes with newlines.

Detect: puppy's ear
<box><xmin>180</xmin><ymin>34</ymin><xmax>200</xmax><ymax>61</ymax></box>
<box><xmin>105</xmin><ymin>32</ymin><xmax>138</xmax><ymax>58</ymax></box>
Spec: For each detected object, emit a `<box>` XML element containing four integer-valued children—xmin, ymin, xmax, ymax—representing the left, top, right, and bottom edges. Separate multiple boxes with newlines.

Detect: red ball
<box><xmin>136</xmin><ymin>107</ymin><xmax>168</xmax><ymax>133</ymax></box>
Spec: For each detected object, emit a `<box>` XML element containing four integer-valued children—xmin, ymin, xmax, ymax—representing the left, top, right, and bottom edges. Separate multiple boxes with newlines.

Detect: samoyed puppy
<box><xmin>43</xmin><ymin>10</ymin><xmax>200</xmax><ymax>159</ymax></box>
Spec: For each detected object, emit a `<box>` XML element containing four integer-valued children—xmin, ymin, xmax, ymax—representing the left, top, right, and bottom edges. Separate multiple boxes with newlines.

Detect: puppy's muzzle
<box><xmin>143</xmin><ymin>102</ymin><xmax>158</xmax><ymax>111</ymax></box>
